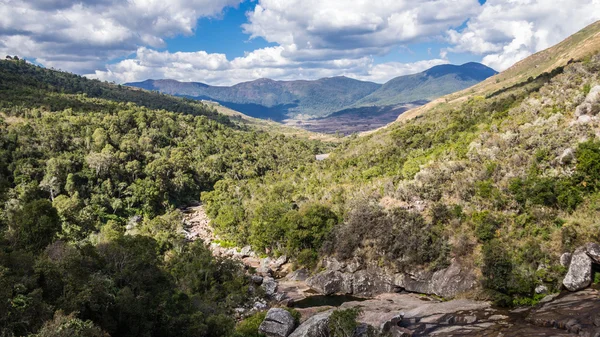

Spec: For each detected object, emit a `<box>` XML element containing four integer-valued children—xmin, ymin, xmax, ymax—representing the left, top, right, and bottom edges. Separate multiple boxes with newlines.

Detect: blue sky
<box><xmin>1</xmin><ymin>0</ymin><xmax>599</xmax><ymax>85</ymax></box>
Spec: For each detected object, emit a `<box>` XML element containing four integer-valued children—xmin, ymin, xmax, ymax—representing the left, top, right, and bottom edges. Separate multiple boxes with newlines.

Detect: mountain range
<box><xmin>126</xmin><ymin>62</ymin><xmax>497</xmax><ymax>122</ymax></box>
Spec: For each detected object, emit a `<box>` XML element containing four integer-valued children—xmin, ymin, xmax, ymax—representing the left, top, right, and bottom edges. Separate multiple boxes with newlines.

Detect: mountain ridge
<box><xmin>126</xmin><ymin>62</ymin><xmax>496</xmax><ymax>122</ymax></box>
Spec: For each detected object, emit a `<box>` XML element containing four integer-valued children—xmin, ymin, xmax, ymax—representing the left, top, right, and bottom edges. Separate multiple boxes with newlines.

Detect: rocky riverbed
<box><xmin>183</xmin><ymin>205</ymin><xmax>600</xmax><ymax>337</ymax></box>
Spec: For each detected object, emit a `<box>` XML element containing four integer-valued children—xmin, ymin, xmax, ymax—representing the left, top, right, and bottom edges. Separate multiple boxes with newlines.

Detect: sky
<box><xmin>1</xmin><ymin>0</ymin><xmax>600</xmax><ymax>86</ymax></box>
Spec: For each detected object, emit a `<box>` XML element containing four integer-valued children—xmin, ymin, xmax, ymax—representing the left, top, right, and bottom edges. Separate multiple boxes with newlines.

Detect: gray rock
<box><xmin>560</xmin><ymin>252</ymin><xmax>572</xmax><ymax>267</ymax></box>
<box><xmin>535</xmin><ymin>284</ymin><xmax>548</xmax><ymax>294</ymax></box>
<box><xmin>259</xmin><ymin>308</ymin><xmax>296</xmax><ymax>337</ymax></box>
<box><xmin>262</xmin><ymin>276</ymin><xmax>278</xmax><ymax>296</ymax></box>
<box><xmin>353</xmin><ymin>323</ymin><xmax>373</xmax><ymax>337</ymax></box>
<box><xmin>252</xmin><ymin>275</ymin><xmax>264</xmax><ymax>285</ymax></box>
<box><xmin>254</xmin><ymin>300</ymin><xmax>268</xmax><ymax>311</ymax></box>
<box><xmin>240</xmin><ymin>245</ymin><xmax>253</xmax><ymax>258</ymax></box>
<box><xmin>289</xmin><ymin>310</ymin><xmax>333</xmax><ymax>337</ymax></box>
<box><xmin>559</xmin><ymin>148</ymin><xmax>575</xmax><ymax>165</ymax></box>
<box><xmin>585</xmin><ymin>243</ymin><xmax>600</xmax><ymax>263</ymax></box>
<box><xmin>352</xmin><ymin>269</ymin><xmax>393</xmax><ymax>297</ymax></box>
<box><xmin>563</xmin><ymin>248</ymin><xmax>593</xmax><ymax>291</ymax></box>
<box><xmin>324</xmin><ymin>257</ymin><xmax>345</xmax><ymax>272</ymax></box>
<box><xmin>394</xmin><ymin>260</ymin><xmax>477</xmax><ymax>299</ymax></box>
<box><xmin>307</xmin><ymin>270</ymin><xmax>352</xmax><ymax>295</ymax></box>
<box><xmin>272</xmin><ymin>255</ymin><xmax>288</xmax><ymax>270</ymax></box>
<box><xmin>287</xmin><ymin>269</ymin><xmax>310</xmax><ymax>282</ymax></box>
<box><xmin>380</xmin><ymin>313</ymin><xmax>404</xmax><ymax>332</ymax></box>
<box><xmin>345</xmin><ymin>258</ymin><xmax>362</xmax><ymax>273</ymax></box>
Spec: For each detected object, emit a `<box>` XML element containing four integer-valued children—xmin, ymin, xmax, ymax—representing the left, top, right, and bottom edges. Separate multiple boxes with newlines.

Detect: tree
<box><xmin>9</xmin><ymin>199</ymin><xmax>61</xmax><ymax>252</ymax></box>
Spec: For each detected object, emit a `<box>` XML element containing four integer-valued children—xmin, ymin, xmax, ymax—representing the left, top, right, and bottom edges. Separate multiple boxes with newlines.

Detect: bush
<box><xmin>232</xmin><ymin>312</ymin><xmax>267</xmax><ymax>337</ymax></box>
<box><xmin>328</xmin><ymin>308</ymin><xmax>362</xmax><ymax>337</ymax></box>
<box><xmin>473</xmin><ymin>211</ymin><xmax>500</xmax><ymax>242</ymax></box>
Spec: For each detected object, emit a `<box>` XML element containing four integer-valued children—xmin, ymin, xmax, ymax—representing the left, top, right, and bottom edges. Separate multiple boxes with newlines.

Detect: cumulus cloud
<box><xmin>88</xmin><ymin>46</ymin><xmax>447</xmax><ymax>85</ymax></box>
<box><xmin>243</xmin><ymin>0</ymin><xmax>480</xmax><ymax>61</ymax></box>
<box><xmin>0</xmin><ymin>0</ymin><xmax>240</xmax><ymax>73</ymax></box>
<box><xmin>447</xmin><ymin>0</ymin><xmax>600</xmax><ymax>71</ymax></box>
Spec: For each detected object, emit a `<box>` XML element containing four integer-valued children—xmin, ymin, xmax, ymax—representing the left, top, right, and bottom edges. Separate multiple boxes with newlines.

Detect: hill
<box><xmin>203</xmin><ymin>21</ymin><xmax>600</xmax><ymax>307</ymax></box>
<box><xmin>397</xmin><ymin>20</ymin><xmax>600</xmax><ymax>123</ymax></box>
<box><xmin>353</xmin><ymin>62</ymin><xmax>497</xmax><ymax>107</ymax></box>
<box><xmin>127</xmin><ymin>76</ymin><xmax>381</xmax><ymax>121</ymax></box>
<box><xmin>0</xmin><ymin>58</ymin><xmax>334</xmax><ymax>337</ymax></box>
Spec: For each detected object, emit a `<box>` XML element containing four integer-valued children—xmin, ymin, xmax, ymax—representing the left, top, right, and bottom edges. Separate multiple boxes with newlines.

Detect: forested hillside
<box><xmin>0</xmin><ymin>59</ymin><xmax>330</xmax><ymax>336</ymax></box>
<box><xmin>204</xmin><ymin>50</ymin><xmax>600</xmax><ymax>306</ymax></box>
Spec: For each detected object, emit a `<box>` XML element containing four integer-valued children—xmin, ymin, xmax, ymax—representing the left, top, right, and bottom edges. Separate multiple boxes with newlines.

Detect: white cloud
<box><xmin>243</xmin><ymin>0</ymin><xmax>480</xmax><ymax>61</ymax></box>
<box><xmin>447</xmin><ymin>0</ymin><xmax>600</xmax><ymax>71</ymax></box>
<box><xmin>88</xmin><ymin>46</ymin><xmax>447</xmax><ymax>85</ymax></box>
<box><xmin>0</xmin><ymin>0</ymin><xmax>240</xmax><ymax>73</ymax></box>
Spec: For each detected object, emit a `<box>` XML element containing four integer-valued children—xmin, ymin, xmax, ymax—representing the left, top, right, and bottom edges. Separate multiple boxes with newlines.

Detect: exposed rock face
<box><xmin>307</xmin><ymin>259</ymin><xmax>476</xmax><ymax>299</ymax></box>
<box><xmin>289</xmin><ymin>310</ymin><xmax>333</xmax><ymax>337</ymax></box>
<box><xmin>562</xmin><ymin>243</ymin><xmax>600</xmax><ymax>292</ymax></box>
<box><xmin>352</xmin><ymin>269</ymin><xmax>394</xmax><ymax>297</ymax></box>
<box><xmin>394</xmin><ymin>260</ymin><xmax>477</xmax><ymax>298</ymax></box>
<box><xmin>306</xmin><ymin>270</ymin><xmax>352</xmax><ymax>295</ymax></box>
<box><xmin>259</xmin><ymin>308</ymin><xmax>296</xmax><ymax>337</ymax></box>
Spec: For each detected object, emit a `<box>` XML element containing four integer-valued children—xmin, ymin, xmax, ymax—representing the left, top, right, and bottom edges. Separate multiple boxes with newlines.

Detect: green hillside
<box><xmin>353</xmin><ymin>62</ymin><xmax>497</xmax><ymax>107</ymax></box>
<box><xmin>0</xmin><ymin>59</ymin><xmax>331</xmax><ymax>337</ymax></box>
<box><xmin>203</xmin><ymin>24</ymin><xmax>600</xmax><ymax>306</ymax></box>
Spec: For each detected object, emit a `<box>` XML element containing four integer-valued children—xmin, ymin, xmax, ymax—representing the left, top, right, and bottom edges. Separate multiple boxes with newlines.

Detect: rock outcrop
<box><xmin>289</xmin><ymin>310</ymin><xmax>333</xmax><ymax>337</ymax></box>
<box><xmin>259</xmin><ymin>308</ymin><xmax>296</xmax><ymax>337</ymax></box>
<box><xmin>563</xmin><ymin>243</ymin><xmax>600</xmax><ymax>291</ymax></box>
<box><xmin>306</xmin><ymin>259</ymin><xmax>476</xmax><ymax>299</ymax></box>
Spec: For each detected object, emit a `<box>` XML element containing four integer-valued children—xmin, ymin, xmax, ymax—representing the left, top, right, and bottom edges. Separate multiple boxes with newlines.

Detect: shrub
<box><xmin>232</xmin><ymin>311</ymin><xmax>267</xmax><ymax>337</ymax></box>
<box><xmin>328</xmin><ymin>308</ymin><xmax>362</xmax><ymax>337</ymax></box>
<box><xmin>473</xmin><ymin>211</ymin><xmax>500</xmax><ymax>242</ymax></box>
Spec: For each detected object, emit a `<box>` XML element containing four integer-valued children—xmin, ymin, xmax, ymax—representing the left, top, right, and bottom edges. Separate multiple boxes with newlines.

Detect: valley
<box><xmin>126</xmin><ymin>63</ymin><xmax>497</xmax><ymax>134</ymax></box>
<box><xmin>1</xmin><ymin>8</ymin><xmax>600</xmax><ymax>337</ymax></box>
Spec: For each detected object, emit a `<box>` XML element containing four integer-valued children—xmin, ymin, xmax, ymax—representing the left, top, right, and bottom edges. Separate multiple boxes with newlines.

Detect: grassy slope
<box><xmin>204</xmin><ymin>22</ymin><xmax>600</xmax><ymax>304</ymax></box>
<box><xmin>397</xmin><ymin>20</ymin><xmax>600</xmax><ymax>123</ymax></box>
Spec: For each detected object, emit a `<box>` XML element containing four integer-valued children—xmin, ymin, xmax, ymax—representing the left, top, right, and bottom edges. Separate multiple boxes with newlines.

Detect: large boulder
<box><xmin>306</xmin><ymin>270</ymin><xmax>352</xmax><ymax>295</ymax></box>
<box><xmin>259</xmin><ymin>308</ymin><xmax>296</xmax><ymax>337</ymax></box>
<box><xmin>289</xmin><ymin>310</ymin><xmax>333</xmax><ymax>337</ymax></box>
<box><xmin>563</xmin><ymin>248</ymin><xmax>593</xmax><ymax>291</ymax></box>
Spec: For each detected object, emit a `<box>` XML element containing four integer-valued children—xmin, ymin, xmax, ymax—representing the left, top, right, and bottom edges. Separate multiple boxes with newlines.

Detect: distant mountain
<box><xmin>126</xmin><ymin>62</ymin><xmax>496</xmax><ymax>122</ymax></box>
<box><xmin>352</xmin><ymin>62</ymin><xmax>498</xmax><ymax>107</ymax></box>
<box><xmin>126</xmin><ymin>76</ymin><xmax>381</xmax><ymax>121</ymax></box>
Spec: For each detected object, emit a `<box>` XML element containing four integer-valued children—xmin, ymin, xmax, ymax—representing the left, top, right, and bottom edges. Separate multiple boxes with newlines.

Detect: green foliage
<box><xmin>7</xmin><ymin>199</ymin><xmax>61</xmax><ymax>252</ymax></box>
<box><xmin>33</xmin><ymin>311</ymin><xmax>109</xmax><ymax>337</ymax></box>
<box><xmin>232</xmin><ymin>312</ymin><xmax>266</xmax><ymax>337</ymax></box>
<box><xmin>328</xmin><ymin>307</ymin><xmax>362</xmax><ymax>337</ymax></box>
<box><xmin>576</xmin><ymin>140</ymin><xmax>600</xmax><ymax>190</ymax></box>
<box><xmin>472</xmin><ymin>211</ymin><xmax>500</xmax><ymax>242</ymax></box>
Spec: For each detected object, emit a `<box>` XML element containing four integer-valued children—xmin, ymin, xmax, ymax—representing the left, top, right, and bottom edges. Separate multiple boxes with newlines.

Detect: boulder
<box><xmin>306</xmin><ymin>270</ymin><xmax>352</xmax><ymax>295</ymax></box>
<box><xmin>272</xmin><ymin>255</ymin><xmax>288</xmax><ymax>270</ymax></box>
<box><xmin>563</xmin><ymin>248</ymin><xmax>593</xmax><ymax>291</ymax></box>
<box><xmin>240</xmin><ymin>245</ymin><xmax>253</xmax><ymax>258</ymax></box>
<box><xmin>289</xmin><ymin>310</ymin><xmax>333</xmax><ymax>337</ymax></box>
<box><xmin>262</xmin><ymin>276</ymin><xmax>278</xmax><ymax>296</ymax></box>
<box><xmin>560</xmin><ymin>252</ymin><xmax>572</xmax><ymax>267</ymax></box>
<box><xmin>251</xmin><ymin>275</ymin><xmax>264</xmax><ymax>285</ymax></box>
<box><xmin>259</xmin><ymin>308</ymin><xmax>296</xmax><ymax>337</ymax></box>
<box><xmin>352</xmin><ymin>269</ymin><xmax>393</xmax><ymax>297</ymax></box>
<box><xmin>585</xmin><ymin>243</ymin><xmax>600</xmax><ymax>262</ymax></box>
<box><xmin>287</xmin><ymin>269</ymin><xmax>310</xmax><ymax>282</ymax></box>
